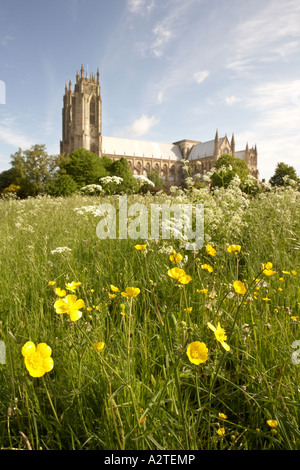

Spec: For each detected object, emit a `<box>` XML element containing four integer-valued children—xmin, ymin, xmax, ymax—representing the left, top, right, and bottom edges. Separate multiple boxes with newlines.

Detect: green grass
<box><xmin>0</xmin><ymin>185</ymin><xmax>299</xmax><ymax>450</ymax></box>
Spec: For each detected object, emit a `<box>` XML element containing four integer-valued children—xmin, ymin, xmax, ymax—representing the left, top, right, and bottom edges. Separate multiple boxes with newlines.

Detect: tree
<box><xmin>45</xmin><ymin>173</ymin><xmax>78</xmax><ymax>197</ymax></box>
<box><xmin>210</xmin><ymin>154</ymin><xmax>249</xmax><ymax>189</ymax></box>
<box><xmin>147</xmin><ymin>169</ymin><xmax>164</xmax><ymax>189</ymax></box>
<box><xmin>109</xmin><ymin>157</ymin><xmax>138</xmax><ymax>193</ymax></box>
<box><xmin>61</xmin><ymin>148</ymin><xmax>109</xmax><ymax>188</ymax></box>
<box><xmin>10</xmin><ymin>145</ymin><xmax>57</xmax><ymax>197</ymax></box>
<box><xmin>269</xmin><ymin>162</ymin><xmax>299</xmax><ymax>186</ymax></box>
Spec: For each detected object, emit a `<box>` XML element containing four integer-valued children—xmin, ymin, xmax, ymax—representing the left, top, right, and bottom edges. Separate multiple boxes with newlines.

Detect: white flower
<box><xmin>50</xmin><ymin>247</ymin><xmax>72</xmax><ymax>254</ymax></box>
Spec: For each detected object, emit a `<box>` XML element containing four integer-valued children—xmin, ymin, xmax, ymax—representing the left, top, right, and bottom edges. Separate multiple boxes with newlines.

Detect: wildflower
<box><xmin>121</xmin><ymin>287</ymin><xmax>140</xmax><ymax>298</ymax></box>
<box><xmin>217</xmin><ymin>428</ymin><xmax>226</xmax><ymax>436</ymax></box>
<box><xmin>207</xmin><ymin>322</ymin><xmax>230</xmax><ymax>351</ymax></box>
<box><xmin>282</xmin><ymin>270</ymin><xmax>290</xmax><ymax>275</ymax></box>
<box><xmin>262</xmin><ymin>262</ymin><xmax>276</xmax><ymax>276</ymax></box>
<box><xmin>135</xmin><ymin>244</ymin><xmax>147</xmax><ymax>251</ymax></box>
<box><xmin>267</xmin><ymin>420</ymin><xmax>278</xmax><ymax>428</ymax></box>
<box><xmin>90</xmin><ymin>289</ymin><xmax>95</xmax><ymax>293</ymax></box>
<box><xmin>86</xmin><ymin>306</ymin><xmax>93</xmax><ymax>311</ymax></box>
<box><xmin>168</xmin><ymin>267</ymin><xmax>192</xmax><ymax>284</ymax></box>
<box><xmin>262</xmin><ymin>298</ymin><xmax>271</xmax><ymax>302</ymax></box>
<box><xmin>92</xmin><ymin>342</ymin><xmax>105</xmax><ymax>352</ymax></box>
<box><xmin>65</xmin><ymin>281</ymin><xmax>82</xmax><ymax>292</ymax></box>
<box><xmin>55</xmin><ymin>288</ymin><xmax>66</xmax><ymax>297</ymax></box>
<box><xmin>197</xmin><ymin>288</ymin><xmax>208</xmax><ymax>294</ymax></box>
<box><xmin>110</xmin><ymin>285</ymin><xmax>119</xmax><ymax>292</ymax></box>
<box><xmin>206</xmin><ymin>244</ymin><xmax>216</xmax><ymax>257</ymax></box>
<box><xmin>219</xmin><ymin>413</ymin><xmax>227</xmax><ymax>419</ymax></box>
<box><xmin>291</xmin><ymin>316</ymin><xmax>299</xmax><ymax>321</ymax></box>
<box><xmin>186</xmin><ymin>341</ymin><xmax>208</xmax><ymax>365</ymax></box>
<box><xmin>201</xmin><ymin>264</ymin><xmax>214</xmax><ymax>273</ymax></box>
<box><xmin>50</xmin><ymin>246</ymin><xmax>72</xmax><ymax>255</ymax></box>
<box><xmin>227</xmin><ymin>245</ymin><xmax>241</xmax><ymax>254</ymax></box>
<box><xmin>274</xmin><ymin>309</ymin><xmax>279</xmax><ymax>313</ymax></box>
<box><xmin>183</xmin><ymin>307</ymin><xmax>193</xmax><ymax>313</ymax></box>
<box><xmin>278</xmin><ymin>287</ymin><xmax>283</xmax><ymax>292</ymax></box>
<box><xmin>292</xmin><ymin>270</ymin><xmax>297</xmax><ymax>276</ymax></box>
<box><xmin>169</xmin><ymin>250</ymin><xmax>183</xmax><ymax>264</ymax></box>
<box><xmin>279</xmin><ymin>277</ymin><xmax>284</xmax><ymax>281</ymax></box>
<box><xmin>48</xmin><ymin>281</ymin><xmax>56</xmax><ymax>286</ymax></box>
<box><xmin>108</xmin><ymin>293</ymin><xmax>117</xmax><ymax>299</ymax></box>
<box><xmin>22</xmin><ymin>341</ymin><xmax>54</xmax><ymax>378</ymax></box>
<box><xmin>139</xmin><ymin>408</ymin><xmax>147</xmax><ymax>424</ymax></box>
<box><xmin>233</xmin><ymin>280</ymin><xmax>247</xmax><ymax>295</ymax></box>
<box><xmin>54</xmin><ymin>295</ymin><xmax>85</xmax><ymax>321</ymax></box>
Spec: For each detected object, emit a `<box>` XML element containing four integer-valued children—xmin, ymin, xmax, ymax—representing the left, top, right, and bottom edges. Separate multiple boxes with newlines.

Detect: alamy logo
<box><xmin>291</xmin><ymin>340</ymin><xmax>300</xmax><ymax>365</ymax></box>
<box><xmin>0</xmin><ymin>341</ymin><xmax>5</xmax><ymax>364</ymax></box>
<box><xmin>0</xmin><ymin>80</ymin><xmax>6</xmax><ymax>104</ymax></box>
<box><xmin>96</xmin><ymin>195</ymin><xmax>204</xmax><ymax>250</ymax></box>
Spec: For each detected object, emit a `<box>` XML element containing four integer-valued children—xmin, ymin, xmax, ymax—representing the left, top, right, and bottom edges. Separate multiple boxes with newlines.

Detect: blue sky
<box><xmin>0</xmin><ymin>0</ymin><xmax>300</xmax><ymax>181</ymax></box>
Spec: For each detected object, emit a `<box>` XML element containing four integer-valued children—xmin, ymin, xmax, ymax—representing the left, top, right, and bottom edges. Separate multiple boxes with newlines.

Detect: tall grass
<box><xmin>0</xmin><ymin>185</ymin><xmax>299</xmax><ymax>450</ymax></box>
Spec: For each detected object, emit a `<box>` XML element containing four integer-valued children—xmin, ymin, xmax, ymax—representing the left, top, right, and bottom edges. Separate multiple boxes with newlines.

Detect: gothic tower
<box><xmin>60</xmin><ymin>65</ymin><xmax>102</xmax><ymax>156</ymax></box>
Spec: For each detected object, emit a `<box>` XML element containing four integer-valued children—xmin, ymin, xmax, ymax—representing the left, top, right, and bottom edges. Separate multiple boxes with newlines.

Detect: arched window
<box><xmin>90</xmin><ymin>97</ymin><xmax>96</xmax><ymax>125</ymax></box>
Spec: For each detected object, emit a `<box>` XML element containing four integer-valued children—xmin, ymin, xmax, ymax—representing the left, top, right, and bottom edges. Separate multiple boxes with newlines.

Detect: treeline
<box><xmin>0</xmin><ymin>145</ymin><xmax>163</xmax><ymax>198</ymax></box>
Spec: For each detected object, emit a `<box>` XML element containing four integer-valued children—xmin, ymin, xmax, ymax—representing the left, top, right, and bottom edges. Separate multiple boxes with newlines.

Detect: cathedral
<box><xmin>60</xmin><ymin>66</ymin><xmax>258</xmax><ymax>185</ymax></box>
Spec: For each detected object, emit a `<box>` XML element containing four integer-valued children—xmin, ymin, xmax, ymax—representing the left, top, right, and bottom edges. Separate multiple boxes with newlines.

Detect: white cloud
<box><xmin>127</xmin><ymin>0</ymin><xmax>155</xmax><ymax>14</ymax></box>
<box><xmin>157</xmin><ymin>91</ymin><xmax>164</xmax><ymax>104</ymax></box>
<box><xmin>226</xmin><ymin>0</ymin><xmax>300</xmax><ymax>75</ymax></box>
<box><xmin>225</xmin><ymin>95</ymin><xmax>242</xmax><ymax>106</ymax></box>
<box><xmin>0</xmin><ymin>123</ymin><xmax>34</xmax><ymax>149</ymax></box>
<box><xmin>126</xmin><ymin>114</ymin><xmax>159</xmax><ymax>138</ymax></box>
<box><xmin>193</xmin><ymin>70</ymin><xmax>210</xmax><ymax>84</ymax></box>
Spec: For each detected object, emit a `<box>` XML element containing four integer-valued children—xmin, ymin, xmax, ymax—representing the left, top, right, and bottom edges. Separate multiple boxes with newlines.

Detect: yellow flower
<box><xmin>183</xmin><ymin>307</ymin><xmax>193</xmax><ymax>313</ymax></box>
<box><xmin>135</xmin><ymin>244</ymin><xmax>147</xmax><ymax>251</ymax></box>
<box><xmin>201</xmin><ymin>264</ymin><xmax>214</xmax><ymax>273</ymax></box>
<box><xmin>22</xmin><ymin>341</ymin><xmax>54</xmax><ymax>378</ymax></box>
<box><xmin>217</xmin><ymin>428</ymin><xmax>226</xmax><ymax>436</ymax></box>
<box><xmin>262</xmin><ymin>262</ymin><xmax>276</xmax><ymax>276</ymax></box>
<box><xmin>219</xmin><ymin>413</ymin><xmax>227</xmax><ymax>419</ymax></box>
<box><xmin>262</xmin><ymin>297</ymin><xmax>271</xmax><ymax>302</ymax></box>
<box><xmin>292</xmin><ymin>270</ymin><xmax>297</xmax><ymax>276</ymax></box>
<box><xmin>267</xmin><ymin>420</ymin><xmax>278</xmax><ymax>428</ymax></box>
<box><xmin>197</xmin><ymin>288</ymin><xmax>208</xmax><ymax>294</ymax></box>
<box><xmin>186</xmin><ymin>341</ymin><xmax>208</xmax><ymax>365</ymax></box>
<box><xmin>167</xmin><ymin>267</ymin><xmax>192</xmax><ymax>284</ymax></box>
<box><xmin>282</xmin><ymin>270</ymin><xmax>290</xmax><ymax>275</ymax></box>
<box><xmin>207</xmin><ymin>322</ymin><xmax>230</xmax><ymax>351</ymax></box>
<box><xmin>169</xmin><ymin>250</ymin><xmax>183</xmax><ymax>264</ymax></box>
<box><xmin>233</xmin><ymin>280</ymin><xmax>247</xmax><ymax>295</ymax></box>
<box><xmin>48</xmin><ymin>281</ymin><xmax>56</xmax><ymax>286</ymax></box>
<box><xmin>206</xmin><ymin>244</ymin><xmax>216</xmax><ymax>257</ymax></box>
<box><xmin>54</xmin><ymin>294</ymin><xmax>85</xmax><ymax>321</ymax></box>
<box><xmin>278</xmin><ymin>287</ymin><xmax>283</xmax><ymax>292</ymax></box>
<box><xmin>90</xmin><ymin>289</ymin><xmax>95</xmax><ymax>293</ymax></box>
<box><xmin>121</xmin><ymin>287</ymin><xmax>140</xmax><ymax>298</ymax></box>
<box><xmin>55</xmin><ymin>287</ymin><xmax>67</xmax><ymax>297</ymax></box>
<box><xmin>86</xmin><ymin>306</ymin><xmax>93</xmax><ymax>311</ymax></box>
<box><xmin>110</xmin><ymin>285</ymin><xmax>119</xmax><ymax>292</ymax></box>
<box><xmin>65</xmin><ymin>281</ymin><xmax>82</xmax><ymax>292</ymax></box>
<box><xmin>227</xmin><ymin>245</ymin><xmax>241</xmax><ymax>254</ymax></box>
<box><xmin>291</xmin><ymin>316</ymin><xmax>299</xmax><ymax>321</ymax></box>
<box><xmin>108</xmin><ymin>293</ymin><xmax>117</xmax><ymax>299</ymax></box>
<box><xmin>92</xmin><ymin>341</ymin><xmax>105</xmax><ymax>352</ymax></box>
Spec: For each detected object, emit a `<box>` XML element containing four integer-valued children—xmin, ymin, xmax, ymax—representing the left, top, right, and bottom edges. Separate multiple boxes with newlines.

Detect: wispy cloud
<box><xmin>225</xmin><ymin>95</ymin><xmax>242</xmax><ymax>106</ymax></box>
<box><xmin>0</xmin><ymin>122</ymin><xmax>34</xmax><ymax>149</ymax></box>
<box><xmin>125</xmin><ymin>114</ymin><xmax>159</xmax><ymax>138</ymax></box>
<box><xmin>194</xmin><ymin>70</ymin><xmax>210</xmax><ymax>84</ymax></box>
<box><xmin>225</xmin><ymin>0</ymin><xmax>300</xmax><ymax>75</ymax></box>
<box><xmin>127</xmin><ymin>0</ymin><xmax>155</xmax><ymax>15</ymax></box>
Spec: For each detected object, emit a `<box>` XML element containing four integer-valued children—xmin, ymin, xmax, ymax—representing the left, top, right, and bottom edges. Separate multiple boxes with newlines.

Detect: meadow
<box><xmin>0</xmin><ymin>180</ymin><xmax>299</xmax><ymax>450</ymax></box>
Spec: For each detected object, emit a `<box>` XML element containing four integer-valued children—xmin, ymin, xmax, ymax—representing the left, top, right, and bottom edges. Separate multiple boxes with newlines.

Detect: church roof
<box><xmin>102</xmin><ymin>136</ymin><xmax>182</xmax><ymax>161</ymax></box>
<box><xmin>188</xmin><ymin>137</ymin><xmax>225</xmax><ymax>160</ymax></box>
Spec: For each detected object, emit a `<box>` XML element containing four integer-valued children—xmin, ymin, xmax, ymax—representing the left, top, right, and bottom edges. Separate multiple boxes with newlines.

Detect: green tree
<box><xmin>269</xmin><ymin>162</ymin><xmax>299</xmax><ymax>186</ymax></box>
<box><xmin>10</xmin><ymin>145</ymin><xmax>57</xmax><ymax>197</ymax></box>
<box><xmin>210</xmin><ymin>154</ymin><xmax>249</xmax><ymax>189</ymax></box>
<box><xmin>109</xmin><ymin>157</ymin><xmax>138</xmax><ymax>193</ymax></box>
<box><xmin>147</xmin><ymin>169</ymin><xmax>164</xmax><ymax>188</ymax></box>
<box><xmin>45</xmin><ymin>173</ymin><xmax>78</xmax><ymax>197</ymax></box>
<box><xmin>61</xmin><ymin>148</ymin><xmax>109</xmax><ymax>188</ymax></box>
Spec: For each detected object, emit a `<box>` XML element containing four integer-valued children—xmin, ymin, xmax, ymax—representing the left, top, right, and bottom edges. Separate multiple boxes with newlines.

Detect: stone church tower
<box><xmin>60</xmin><ymin>65</ymin><xmax>102</xmax><ymax>156</ymax></box>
